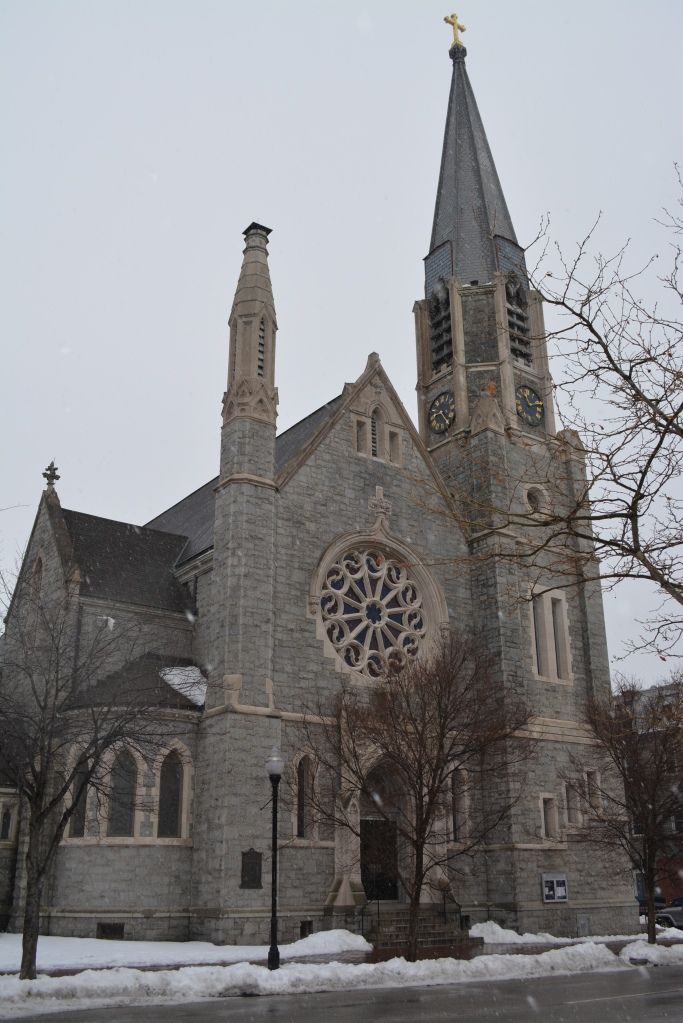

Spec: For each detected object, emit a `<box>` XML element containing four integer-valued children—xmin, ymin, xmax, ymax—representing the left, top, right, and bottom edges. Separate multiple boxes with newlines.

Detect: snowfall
<box><xmin>1</xmin><ymin>922</ymin><xmax>683</xmax><ymax>1019</ymax></box>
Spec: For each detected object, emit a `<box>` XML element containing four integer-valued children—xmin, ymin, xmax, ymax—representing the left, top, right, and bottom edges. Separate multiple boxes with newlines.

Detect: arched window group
<box><xmin>354</xmin><ymin>406</ymin><xmax>402</xmax><ymax>465</ymax></box>
<box><xmin>66</xmin><ymin>746</ymin><xmax>190</xmax><ymax>842</ymax></box>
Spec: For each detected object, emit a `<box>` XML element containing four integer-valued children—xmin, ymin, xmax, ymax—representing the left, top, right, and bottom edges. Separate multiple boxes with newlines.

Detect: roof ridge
<box><xmin>63</xmin><ymin>507</ymin><xmax>188</xmax><ymax>542</ymax></box>
<box><xmin>275</xmin><ymin>394</ymin><xmax>343</xmax><ymax>440</ymax></box>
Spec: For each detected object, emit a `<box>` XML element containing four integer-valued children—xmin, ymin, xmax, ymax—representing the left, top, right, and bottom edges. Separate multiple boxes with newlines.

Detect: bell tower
<box><xmin>414</xmin><ymin>38</ymin><xmax>555</xmax><ymax>459</ymax></box>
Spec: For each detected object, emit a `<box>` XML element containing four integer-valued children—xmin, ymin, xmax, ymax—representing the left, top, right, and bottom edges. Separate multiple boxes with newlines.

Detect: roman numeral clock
<box><xmin>428</xmin><ymin>390</ymin><xmax>456</xmax><ymax>434</ymax></box>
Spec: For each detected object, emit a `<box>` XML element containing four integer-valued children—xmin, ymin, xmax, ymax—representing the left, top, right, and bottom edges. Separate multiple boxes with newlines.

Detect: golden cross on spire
<box><xmin>444</xmin><ymin>13</ymin><xmax>466</xmax><ymax>48</ymax></box>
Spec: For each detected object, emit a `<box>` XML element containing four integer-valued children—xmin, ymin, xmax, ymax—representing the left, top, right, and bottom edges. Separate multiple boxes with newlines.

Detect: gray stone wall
<box><xmin>46</xmin><ymin>845</ymin><xmax>194</xmax><ymax>940</ymax></box>
<box><xmin>462</xmin><ymin>288</ymin><xmax>498</xmax><ymax>364</ymax></box>
<box><xmin>4</xmin><ymin>353</ymin><xmax>631</xmax><ymax>945</ymax></box>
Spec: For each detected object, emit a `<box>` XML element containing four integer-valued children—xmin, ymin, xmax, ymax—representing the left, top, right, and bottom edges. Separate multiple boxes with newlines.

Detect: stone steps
<box><xmin>361</xmin><ymin>905</ymin><xmax>468</xmax><ymax>952</ymax></box>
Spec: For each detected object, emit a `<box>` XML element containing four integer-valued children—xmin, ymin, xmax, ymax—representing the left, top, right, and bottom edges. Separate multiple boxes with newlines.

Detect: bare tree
<box><xmin>565</xmin><ymin>673</ymin><xmax>683</xmax><ymax>944</ymax></box>
<box><xmin>0</xmin><ymin>570</ymin><xmax>166</xmax><ymax>979</ymax></box>
<box><xmin>297</xmin><ymin>634</ymin><xmax>532</xmax><ymax>961</ymax></box>
<box><xmin>518</xmin><ymin>176</ymin><xmax>683</xmax><ymax>656</ymax></box>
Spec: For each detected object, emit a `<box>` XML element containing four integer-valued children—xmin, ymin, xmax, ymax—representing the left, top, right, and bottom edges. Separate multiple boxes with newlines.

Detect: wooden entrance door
<box><xmin>360</xmin><ymin>818</ymin><xmax>399</xmax><ymax>901</ymax></box>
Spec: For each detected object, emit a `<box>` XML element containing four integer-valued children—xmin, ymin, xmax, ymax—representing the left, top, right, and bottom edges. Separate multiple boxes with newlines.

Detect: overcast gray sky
<box><xmin>2</xmin><ymin>1</ymin><xmax>681</xmax><ymax>683</ymax></box>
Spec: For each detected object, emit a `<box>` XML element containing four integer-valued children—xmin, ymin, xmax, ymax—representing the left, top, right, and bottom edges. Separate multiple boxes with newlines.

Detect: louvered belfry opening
<box><xmin>257</xmin><ymin>318</ymin><xmax>266</xmax><ymax>376</ymax></box>
<box><xmin>506</xmin><ymin>277</ymin><xmax>532</xmax><ymax>366</ymax></box>
<box><xmin>429</xmin><ymin>279</ymin><xmax>453</xmax><ymax>375</ymax></box>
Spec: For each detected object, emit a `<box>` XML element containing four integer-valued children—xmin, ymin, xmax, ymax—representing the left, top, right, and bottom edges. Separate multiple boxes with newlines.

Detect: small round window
<box><xmin>319</xmin><ymin>548</ymin><xmax>427</xmax><ymax>678</ymax></box>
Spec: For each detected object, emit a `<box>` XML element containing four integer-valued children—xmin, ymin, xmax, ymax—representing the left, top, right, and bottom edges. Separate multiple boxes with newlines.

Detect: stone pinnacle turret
<box><xmin>222</xmin><ymin>222</ymin><xmax>278</xmax><ymax>427</ymax></box>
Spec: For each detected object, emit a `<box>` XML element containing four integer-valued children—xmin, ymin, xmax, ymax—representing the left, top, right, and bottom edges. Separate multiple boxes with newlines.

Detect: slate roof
<box><xmin>145</xmin><ymin>476</ymin><xmax>218</xmax><ymax>564</ymax></box>
<box><xmin>426</xmin><ymin>46</ymin><xmax>525</xmax><ymax>292</ymax></box>
<box><xmin>146</xmin><ymin>394</ymin><xmax>343</xmax><ymax>563</ymax></box>
<box><xmin>81</xmin><ymin>653</ymin><xmax>205</xmax><ymax>712</ymax></box>
<box><xmin>62</xmin><ymin>509</ymin><xmax>191</xmax><ymax>612</ymax></box>
<box><xmin>56</xmin><ymin>395</ymin><xmax>343</xmax><ymax>610</ymax></box>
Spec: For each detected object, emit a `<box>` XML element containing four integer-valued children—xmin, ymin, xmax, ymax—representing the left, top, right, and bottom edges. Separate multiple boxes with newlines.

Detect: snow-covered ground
<box><xmin>0</xmin><ymin>928</ymin><xmax>369</xmax><ymax>973</ymax></box>
<box><xmin>0</xmin><ymin>942</ymin><xmax>627</xmax><ymax>1019</ymax></box>
<box><xmin>0</xmin><ymin>925</ymin><xmax>681</xmax><ymax>1020</ymax></box>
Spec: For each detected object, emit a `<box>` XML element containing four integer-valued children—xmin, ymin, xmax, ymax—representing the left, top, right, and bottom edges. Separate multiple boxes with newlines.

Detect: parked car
<box><xmin>638</xmin><ymin>895</ymin><xmax>666</xmax><ymax>915</ymax></box>
<box><xmin>667</xmin><ymin>895</ymin><xmax>683</xmax><ymax>907</ymax></box>
<box><xmin>655</xmin><ymin>904</ymin><xmax>683</xmax><ymax>928</ymax></box>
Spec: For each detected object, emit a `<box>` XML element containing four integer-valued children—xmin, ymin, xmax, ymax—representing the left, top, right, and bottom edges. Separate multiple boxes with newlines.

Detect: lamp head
<box><xmin>266</xmin><ymin>747</ymin><xmax>285</xmax><ymax>778</ymax></box>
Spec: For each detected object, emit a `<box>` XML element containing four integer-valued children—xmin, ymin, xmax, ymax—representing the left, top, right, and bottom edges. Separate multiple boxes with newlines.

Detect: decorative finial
<box><xmin>42</xmin><ymin>461</ymin><xmax>60</xmax><ymax>489</ymax></box>
<box><xmin>444</xmin><ymin>13</ymin><xmax>466</xmax><ymax>48</ymax></box>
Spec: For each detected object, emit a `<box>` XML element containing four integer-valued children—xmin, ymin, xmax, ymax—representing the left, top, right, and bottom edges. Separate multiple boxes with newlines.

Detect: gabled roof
<box><xmin>146</xmin><ymin>395</ymin><xmax>343</xmax><ymax>563</ymax></box>
<box><xmin>62</xmin><ymin>509</ymin><xmax>191</xmax><ymax>613</ymax></box>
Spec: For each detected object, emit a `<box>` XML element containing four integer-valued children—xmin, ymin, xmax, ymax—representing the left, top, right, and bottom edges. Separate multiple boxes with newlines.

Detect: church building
<box><xmin>1</xmin><ymin>32</ymin><xmax>637</xmax><ymax>943</ymax></box>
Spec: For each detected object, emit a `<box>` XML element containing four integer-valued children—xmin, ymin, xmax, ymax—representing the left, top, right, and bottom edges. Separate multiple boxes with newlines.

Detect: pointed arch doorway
<box><xmin>360</xmin><ymin>765</ymin><xmax>400</xmax><ymax>902</ymax></box>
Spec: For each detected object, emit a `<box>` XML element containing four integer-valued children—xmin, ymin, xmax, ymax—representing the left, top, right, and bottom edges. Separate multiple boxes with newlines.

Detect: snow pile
<box><xmin>0</xmin><ymin>929</ymin><xmax>369</xmax><ymax>974</ymax></box>
<box><xmin>0</xmin><ymin>942</ymin><xmax>626</xmax><ymax>1018</ymax></box>
<box><xmin>470</xmin><ymin>920</ymin><xmax>664</xmax><ymax>946</ymax></box>
<box><xmin>159</xmin><ymin>666</ymin><xmax>207</xmax><ymax>707</ymax></box>
<box><xmin>470</xmin><ymin>921</ymin><xmax>566</xmax><ymax>945</ymax></box>
<box><xmin>620</xmin><ymin>940</ymin><xmax>683</xmax><ymax>966</ymax></box>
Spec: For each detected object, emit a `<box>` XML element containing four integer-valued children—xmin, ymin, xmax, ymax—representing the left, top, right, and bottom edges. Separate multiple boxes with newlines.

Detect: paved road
<box><xmin>9</xmin><ymin>966</ymin><xmax>683</xmax><ymax>1022</ymax></box>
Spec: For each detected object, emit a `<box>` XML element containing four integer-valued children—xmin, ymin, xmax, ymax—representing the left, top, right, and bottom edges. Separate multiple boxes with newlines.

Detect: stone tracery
<box><xmin>319</xmin><ymin>548</ymin><xmax>427</xmax><ymax>677</ymax></box>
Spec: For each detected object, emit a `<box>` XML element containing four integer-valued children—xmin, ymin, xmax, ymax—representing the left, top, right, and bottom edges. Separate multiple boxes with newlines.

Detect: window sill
<box><xmin>62</xmin><ymin>837</ymin><xmax>193</xmax><ymax>847</ymax></box>
<box><xmin>533</xmin><ymin>672</ymin><xmax>574</xmax><ymax>687</ymax></box>
<box><xmin>288</xmin><ymin>837</ymin><xmax>335</xmax><ymax>849</ymax></box>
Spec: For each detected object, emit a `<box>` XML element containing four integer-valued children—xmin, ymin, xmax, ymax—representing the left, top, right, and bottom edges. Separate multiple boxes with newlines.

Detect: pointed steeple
<box><xmin>426</xmin><ymin>45</ymin><xmax>524</xmax><ymax>293</ymax></box>
<box><xmin>223</xmin><ymin>222</ymin><xmax>278</xmax><ymax>427</ymax></box>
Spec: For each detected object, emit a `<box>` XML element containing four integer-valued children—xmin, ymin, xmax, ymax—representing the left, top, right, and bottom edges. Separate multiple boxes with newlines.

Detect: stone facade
<box><xmin>2</xmin><ymin>42</ymin><xmax>638</xmax><ymax>944</ymax></box>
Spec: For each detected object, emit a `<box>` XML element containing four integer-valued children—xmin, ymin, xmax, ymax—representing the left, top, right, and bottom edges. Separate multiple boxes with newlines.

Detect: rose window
<box><xmin>319</xmin><ymin>549</ymin><xmax>427</xmax><ymax>677</ymax></box>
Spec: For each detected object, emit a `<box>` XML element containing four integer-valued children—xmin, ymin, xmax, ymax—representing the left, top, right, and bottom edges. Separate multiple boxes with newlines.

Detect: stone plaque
<box><xmin>240</xmin><ymin>848</ymin><xmax>262</xmax><ymax>889</ymax></box>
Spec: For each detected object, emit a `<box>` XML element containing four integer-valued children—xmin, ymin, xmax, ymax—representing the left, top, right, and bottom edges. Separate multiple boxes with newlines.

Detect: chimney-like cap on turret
<box><xmin>243</xmin><ymin>222</ymin><xmax>272</xmax><ymax>238</ymax></box>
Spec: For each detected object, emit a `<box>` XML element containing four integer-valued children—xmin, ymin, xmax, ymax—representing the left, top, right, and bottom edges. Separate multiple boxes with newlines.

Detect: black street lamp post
<box><xmin>266</xmin><ymin>747</ymin><xmax>285</xmax><ymax>971</ymax></box>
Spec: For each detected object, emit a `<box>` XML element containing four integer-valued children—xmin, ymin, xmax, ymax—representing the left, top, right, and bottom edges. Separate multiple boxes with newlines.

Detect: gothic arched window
<box><xmin>158</xmin><ymin>750</ymin><xmax>183</xmax><ymax>838</ymax></box>
<box><xmin>69</xmin><ymin>760</ymin><xmax>90</xmax><ymax>838</ymax></box>
<box><xmin>1</xmin><ymin>808</ymin><xmax>12</xmax><ymax>841</ymax></box>
<box><xmin>296</xmin><ymin>756</ymin><xmax>313</xmax><ymax>838</ymax></box>
<box><xmin>451</xmin><ymin>769</ymin><xmax>469</xmax><ymax>842</ymax></box>
<box><xmin>108</xmin><ymin>750</ymin><xmax>137</xmax><ymax>837</ymax></box>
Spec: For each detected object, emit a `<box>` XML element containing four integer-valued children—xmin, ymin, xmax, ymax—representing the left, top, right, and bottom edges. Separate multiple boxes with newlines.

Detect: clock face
<box><xmin>428</xmin><ymin>391</ymin><xmax>456</xmax><ymax>434</ymax></box>
<box><xmin>515</xmin><ymin>385</ymin><xmax>544</xmax><ymax>426</ymax></box>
